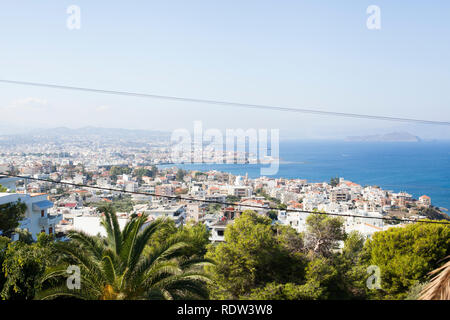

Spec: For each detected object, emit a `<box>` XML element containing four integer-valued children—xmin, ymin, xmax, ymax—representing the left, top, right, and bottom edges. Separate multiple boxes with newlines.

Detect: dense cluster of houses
<box><xmin>0</xmin><ymin>160</ymin><xmax>435</xmax><ymax>243</ymax></box>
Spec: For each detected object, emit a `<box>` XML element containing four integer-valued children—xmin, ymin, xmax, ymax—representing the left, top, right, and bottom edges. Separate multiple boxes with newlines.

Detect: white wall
<box><xmin>73</xmin><ymin>215</ymin><xmax>128</xmax><ymax>237</ymax></box>
<box><xmin>0</xmin><ymin>193</ymin><xmax>59</xmax><ymax>240</ymax></box>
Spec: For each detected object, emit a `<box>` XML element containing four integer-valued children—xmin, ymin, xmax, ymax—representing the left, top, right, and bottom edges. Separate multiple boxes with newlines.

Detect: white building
<box><xmin>342</xmin><ymin>210</ymin><xmax>384</xmax><ymax>238</ymax></box>
<box><xmin>278</xmin><ymin>210</ymin><xmax>312</xmax><ymax>233</ymax></box>
<box><xmin>238</xmin><ymin>199</ymin><xmax>269</xmax><ymax>215</ymax></box>
<box><xmin>330</xmin><ymin>189</ymin><xmax>350</xmax><ymax>203</ymax></box>
<box><xmin>205</xmin><ymin>193</ymin><xmax>227</xmax><ymax>204</ymax></box>
<box><xmin>419</xmin><ymin>195</ymin><xmax>431</xmax><ymax>207</ymax></box>
<box><xmin>73</xmin><ymin>215</ymin><xmax>128</xmax><ymax>237</ymax></box>
<box><xmin>227</xmin><ymin>186</ymin><xmax>252</xmax><ymax>198</ymax></box>
<box><xmin>73</xmin><ymin>175</ymin><xmax>87</xmax><ymax>185</ymax></box>
<box><xmin>0</xmin><ymin>192</ymin><xmax>62</xmax><ymax>241</ymax></box>
<box><xmin>186</xmin><ymin>203</ymin><xmax>205</xmax><ymax>223</ymax></box>
<box><xmin>209</xmin><ymin>219</ymin><xmax>228</xmax><ymax>242</ymax></box>
<box><xmin>0</xmin><ymin>177</ymin><xmax>20</xmax><ymax>192</ymax></box>
<box><xmin>144</xmin><ymin>205</ymin><xmax>185</xmax><ymax>225</ymax></box>
<box><xmin>278</xmin><ymin>209</ymin><xmax>386</xmax><ymax>239</ymax></box>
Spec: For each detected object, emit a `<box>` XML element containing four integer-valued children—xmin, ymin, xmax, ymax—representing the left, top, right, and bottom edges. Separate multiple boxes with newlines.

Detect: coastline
<box><xmin>159</xmin><ymin>140</ymin><xmax>450</xmax><ymax>211</ymax></box>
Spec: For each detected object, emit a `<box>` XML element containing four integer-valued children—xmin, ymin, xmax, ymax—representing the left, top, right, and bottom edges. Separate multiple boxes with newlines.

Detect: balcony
<box><xmin>39</xmin><ymin>214</ymin><xmax>63</xmax><ymax>227</ymax></box>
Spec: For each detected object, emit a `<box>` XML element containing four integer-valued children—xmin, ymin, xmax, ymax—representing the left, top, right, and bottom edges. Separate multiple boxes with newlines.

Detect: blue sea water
<box><xmin>162</xmin><ymin>141</ymin><xmax>450</xmax><ymax>211</ymax></box>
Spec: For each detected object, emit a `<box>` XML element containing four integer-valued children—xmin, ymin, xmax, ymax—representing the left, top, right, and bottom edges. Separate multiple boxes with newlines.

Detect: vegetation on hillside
<box><xmin>0</xmin><ymin>207</ymin><xmax>448</xmax><ymax>300</ymax></box>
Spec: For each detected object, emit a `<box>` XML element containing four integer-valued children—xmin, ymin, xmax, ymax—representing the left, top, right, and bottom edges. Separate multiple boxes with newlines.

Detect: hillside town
<box><xmin>2</xmin><ymin>1</ymin><xmax>450</xmax><ymax>306</ymax></box>
<box><xmin>0</xmin><ymin>149</ymin><xmax>445</xmax><ymax>243</ymax></box>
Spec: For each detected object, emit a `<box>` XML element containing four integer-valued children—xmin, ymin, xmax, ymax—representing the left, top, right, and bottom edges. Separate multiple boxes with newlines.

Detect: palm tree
<box><xmin>37</xmin><ymin>207</ymin><xmax>213</xmax><ymax>300</ymax></box>
<box><xmin>419</xmin><ymin>256</ymin><xmax>450</xmax><ymax>300</ymax></box>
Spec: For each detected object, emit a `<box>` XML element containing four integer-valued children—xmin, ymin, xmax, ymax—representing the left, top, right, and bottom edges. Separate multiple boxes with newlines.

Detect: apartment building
<box><xmin>155</xmin><ymin>184</ymin><xmax>175</xmax><ymax>197</ymax></box>
<box><xmin>419</xmin><ymin>195</ymin><xmax>431</xmax><ymax>207</ymax></box>
<box><xmin>0</xmin><ymin>192</ymin><xmax>61</xmax><ymax>240</ymax></box>
<box><xmin>0</xmin><ymin>176</ymin><xmax>20</xmax><ymax>192</ymax></box>
<box><xmin>227</xmin><ymin>185</ymin><xmax>252</xmax><ymax>198</ymax></box>
<box><xmin>330</xmin><ymin>190</ymin><xmax>350</xmax><ymax>203</ymax></box>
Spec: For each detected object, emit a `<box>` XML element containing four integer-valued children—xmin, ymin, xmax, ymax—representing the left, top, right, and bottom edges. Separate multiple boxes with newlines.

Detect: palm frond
<box><xmin>140</xmin><ymin>261</ymin><xmax>183</xmax><ymax>289</ymax></box>
<box><xmin>119</xmin><ymin>215</ymin><xmax>146</xmax><ymax>267</ymax></box>
<box><xmin>36</xmin><ymin>285</ymin><xmax>94</xmax><ymax>300</ymax></box>
<box><xmin>67</xmin><ymin>230</ymin><xmax>104</xmax><ymax>259</ymax></box>
<box><xmin>52</xmin><ymin>242</ymin><xmax>106</xmax><ymax>287</ymax></box>
<box><xmin>39</xmin><ymin>209</ymin><xmax>213</xmax><ymax>300</ymax></box>
<box><xmin>150</xmin><ymin>273</ymin><xmax>212</xmax><ymax>300</ymax></box>
<box><xmin>419</xmin><ymin>256</ymin><xmax>450</xmax><ymax>300</ymax></box>
<box><xmin>125</xmin><ymin>219</ymin><xmax>165</xmax><ymax>273</ymax></box>
<box><xmin>100</xmin><ymin>207</ymin><xmax>122</xmax><ymax>254</ymax></box>
<box><xmin>101</xmin><ymin>255</ymin><xmax>117</xmax><ymax>285</ymax></box>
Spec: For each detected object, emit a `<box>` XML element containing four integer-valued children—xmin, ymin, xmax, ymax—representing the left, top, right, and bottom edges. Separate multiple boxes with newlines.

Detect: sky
<box><xmin>0</xmin><ymin>0</ymin><xmax>450</xmax><ymax>140</ymax></box>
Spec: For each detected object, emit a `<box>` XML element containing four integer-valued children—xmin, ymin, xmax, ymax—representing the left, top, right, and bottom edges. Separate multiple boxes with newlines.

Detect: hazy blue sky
<box><xmin>1</xmin><ymin>1</ymin><xmax>450</xmax><ymax>139</ymax></box>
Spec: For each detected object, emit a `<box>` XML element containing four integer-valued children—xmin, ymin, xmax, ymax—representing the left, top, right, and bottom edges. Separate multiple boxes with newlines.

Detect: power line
<box><xmin>1</xmin><ymin>173</ymin><xmax>449</xmax><ymax>225</ymax></box>
<box><xmin>1</xmin><ymin>79</ymin><xmax>449</xmax><ymax>126</ymax></box>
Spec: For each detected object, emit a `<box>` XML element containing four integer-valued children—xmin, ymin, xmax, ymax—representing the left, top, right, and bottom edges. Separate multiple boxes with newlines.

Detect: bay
<box><xmin>161</xmin><ymin>141</ymin><xmax>450</xmax><ymax>211</ymax></box>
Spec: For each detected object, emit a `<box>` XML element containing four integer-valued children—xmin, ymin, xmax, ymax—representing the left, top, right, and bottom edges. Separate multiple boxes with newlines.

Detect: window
<box><xmin>41</xmin><ymin>210</ymin><xmax>45</xmax><ymax>217</ymax></box>
<box><xmin>48</xmin><ymin>227</ymin><xmax>53</xmax><ymax>234</ymax></box>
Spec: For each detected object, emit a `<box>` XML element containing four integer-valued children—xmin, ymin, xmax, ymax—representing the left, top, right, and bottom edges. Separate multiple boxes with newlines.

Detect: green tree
<box><xmin>225</xmin><ymin>195</ymin><xmax>240</xmax><ymax>203</ymax></box>
<box><xmin>275</xmin><ymin>224</ymin><xmax>305</xmax><ymax>255</ymax></box>
<box><xmin>364</xmin><ymin>221</ymin><xmax>450</xmax><ymax>299</ymax></box>
<box><xmin>146</xmin><ymin>219</ymin><xmax>178</xmax><ymax>249</ymax></box>
<box><xmin>1</xmin><ymin>233</ymin><xmax>55</xmax><ymax>300</ymax></box>
<box><xmin>109</xmin><ymin>166</ymin><xmax>132</xmax><ymax>180</ymax></box>
<box><xmin>176</xmin><ymin>169</ymin><xmax>186</xmax><ymax>182</ymax></box>
<box><xmin>16</xmin><ymin>229</ymin><xmax>34</xmax><ymax>245</ymax></box>
<box><xmin>134</xmin><ymin>168</ymin><xmax>152</xmax><ymax>179</ymax></box>
<box><xmin>267</xmin><ymin>210</ymin><xmax>278</xmax><ymax>221</ymax></box>
<box><xmin>250</xmin><ymin>230</ymin><xmax>370</xmax><ymax>300</ymax></box>
<box><xmin>206</xmin><ymin>211</ymin><xmax>306</xmax><ymax>299</ymax></box>
<box><xmin>146</xmin><ymin>219</ymin><xmax>210</xmax><ymax>258</ymax></box>
<box><xmin>304</xmin><ymin>214</ymin><xmax>345</xmax><ymax>258</ymax></box>
<box><xmin>330</xmin><ymin>177</ymin><xmax>340</xmax><ymax>187</ymax></box>
<box><xmin>39</xmin><ymin>207</ymin><xmax>212</xmax><ymax>300</ymax></box>
<box><xmin>176</xmin><ymin>223</ymin><xmax>210</xmax><ymax>256</ymax></box>
<box><xmin>206</xmin><ymin>203</ymin><xmax>221</xmax><ymax>215</ymax></box>
<box><xmin>0</xmin><ymin>236</ymin><xmax>10</xmax><ymax>294</ymax></box>
<box><xmin>248</xmin><ymin>257</ymin><xmax>345</xmax><ymax>300</ymax></box>
<box><xmin>300</xmin><ymin>256</ymin><xmax>340</xmax><ymax>299</ymax></box>
<box><xmin>0</xmin><ymin>200</ymin><xmax>27</xmax><ymax>238</ymax></box>
<box><xmin>247</xmin><ymin>281</ymin><xmax>321</xmax><ymax>300</ymax></box>
<box><xmin>330</xmin><ymin>231</ymin><xmax>369</xmax><ymax>299</ymax></box>
<box><xmin>150</xmin><ymin>165</ymin><xmax>158</xmax><ymax>178</ymax></box>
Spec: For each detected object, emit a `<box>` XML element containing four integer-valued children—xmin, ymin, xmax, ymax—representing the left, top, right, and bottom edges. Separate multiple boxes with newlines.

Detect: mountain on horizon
<box><xmin>346</xmin><ymin>132</ymin><xmax>422</xmax><ymax>142</ymax></box>
<box><xmin>1</xmin><ymin>126</ymin><xmax>171</xmax><ymax>138</ymax></box>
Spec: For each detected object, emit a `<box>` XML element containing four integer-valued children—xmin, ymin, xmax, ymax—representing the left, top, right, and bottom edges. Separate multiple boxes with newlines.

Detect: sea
<box><xmin>160</xmin><ymin>140</ymin><xmax>450</xmax><ymax>212</ymax></box>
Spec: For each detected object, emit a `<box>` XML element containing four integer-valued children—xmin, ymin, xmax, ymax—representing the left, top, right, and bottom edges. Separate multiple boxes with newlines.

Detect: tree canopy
<box><xmin>206</xmin><ymin>210</ymin><xmax>307</xmax><ymax>299</ymax></box>
<box><xmin>365</xmin><ymin>221</ymin><xmax>450</xmax><ymax>299</ymax></box>
<box><xmin>0</xmin><ymin>200</ymin><xmax>27</xmax><ymax>238</ymax></box>
<box><xmin>38</xmin><ymin>207</ymin><xmax>212</xmax><ymax>300</ymax></box>
<box><xmin>1</xmin><ymin>233</ymin><xmax>55</xmax><ymax>300</ymax></box>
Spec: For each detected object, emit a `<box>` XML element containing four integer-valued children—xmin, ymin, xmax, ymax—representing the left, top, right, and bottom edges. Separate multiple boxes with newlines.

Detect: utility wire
<box><xmin>1</xmin><ymin>173</ymin><xmax>449</xmax><ymax>225</ymax></box>
<box><xmin>1</xmin><ymin>79</ymin><xmax>449</xmax><ymax>126</ymax></box>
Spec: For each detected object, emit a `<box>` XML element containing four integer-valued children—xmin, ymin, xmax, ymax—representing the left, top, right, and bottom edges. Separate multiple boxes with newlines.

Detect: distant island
<box><xmin>346</xmin><ymin>132</ymin><xmax>421</xmax><ymax>142</ymax></box>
